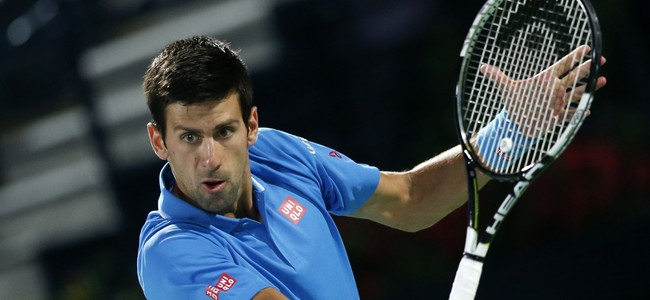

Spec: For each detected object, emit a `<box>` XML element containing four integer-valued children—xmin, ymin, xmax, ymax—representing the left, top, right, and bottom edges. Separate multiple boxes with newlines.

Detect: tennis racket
<box><xmin>449</xmin><ymin>0</ymin><xmax>602</xmax><ymax>299</ymax></box>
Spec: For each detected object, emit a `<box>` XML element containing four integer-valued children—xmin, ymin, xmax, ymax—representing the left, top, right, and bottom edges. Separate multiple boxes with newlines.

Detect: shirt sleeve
<box><xmin>138</xmin><ymin>225</ymin><xmax>273</xmax><ymax>300</ymax></box>
<box><xmin>307</xmin><ymin>138</ymin><xmax>381</xmax><ymax>216</ymax></box>
<box><xmin>251</xmin><ymin>129</ymin><xmax>380</xmax><ymax>216</ymax></box>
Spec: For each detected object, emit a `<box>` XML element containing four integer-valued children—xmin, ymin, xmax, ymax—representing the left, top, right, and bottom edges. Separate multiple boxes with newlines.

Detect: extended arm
<box><xmin>351</xmin><ymin>145</ymin><xmax>490</xmax><ymax>232</ymax></box>
<box><xmin>252</xmin><ymin>287</ymin><xmax>289</xmax><ymax>300</ymax></box>
<box><xmin>351</xmin><ymin>47</ymin><xmax>607</xmax><ymax>232</ymax></box>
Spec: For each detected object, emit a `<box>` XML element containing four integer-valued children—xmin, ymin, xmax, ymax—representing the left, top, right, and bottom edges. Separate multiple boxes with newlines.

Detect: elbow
<box><xmin>391</xmin><ymin>217</ymin><xmax>437</xmax><ymax>233</ymax></box>
<box><xmin>387</xmin><ymin>197</ymin><xmax>438</xmax><ymax>233</ymax></box>
<box><xmin>397</xmin><ymin>224</ymin><xmax>429</xmax><ymax>233</ymax></box>
<box><xmin>390</xmin><ymin>194</ymin><xmax>459</xmax><ymax>233</ymax></box>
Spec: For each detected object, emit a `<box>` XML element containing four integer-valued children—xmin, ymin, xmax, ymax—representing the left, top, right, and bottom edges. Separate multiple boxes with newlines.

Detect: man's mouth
<box><xmin>202</xmin><ymin>180</ymin><xmax>225</xmax><ymax>192</ymax></box>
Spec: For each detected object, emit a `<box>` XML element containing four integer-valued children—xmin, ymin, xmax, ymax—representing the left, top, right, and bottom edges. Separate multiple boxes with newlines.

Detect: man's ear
<box><xmin>147</xmin><ymin>122</ymin><xmax>169</xmax><ymax>160</ymax></box>
<box><xmin>247</xmin><ymin>106</ymin><xmax>259</xmax><ymax>146</ymax></box>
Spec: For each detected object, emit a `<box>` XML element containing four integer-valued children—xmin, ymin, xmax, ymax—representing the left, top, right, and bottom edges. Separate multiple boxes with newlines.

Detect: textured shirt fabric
<box><xmin>137</xmin><ymin>128</ymin><xmax>380</xmax><ymax>299</ymax></box>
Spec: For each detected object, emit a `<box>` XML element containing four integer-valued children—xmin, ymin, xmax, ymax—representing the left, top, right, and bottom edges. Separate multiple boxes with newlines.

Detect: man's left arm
<box><xmin>350</xmin><ymin>144</ymin><xmax>490</xmax><ymax>232</ymax></box>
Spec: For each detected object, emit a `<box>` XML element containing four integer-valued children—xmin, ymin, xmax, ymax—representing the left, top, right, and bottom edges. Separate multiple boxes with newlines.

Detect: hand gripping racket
<box><xmin>449</xmin><ymin>0</ymin><xmax>602</xmax><ymax>299</ymax></box>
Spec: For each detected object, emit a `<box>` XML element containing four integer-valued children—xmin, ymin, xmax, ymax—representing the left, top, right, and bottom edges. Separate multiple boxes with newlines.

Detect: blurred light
<box><xmin>81</xmin><ymin>0</ymin><xmax>277</xmax><ymax>78</ymax></box>
<box><xmin>32</xmin><ymin>0</ymin><xmax>59</xmax><ymax>26</ymax></box>
<box><xmin>100</xmin><ymin>0</ymin><xmax>147</xmax><ymax>15</ymax></box>
<box><xmin>5</xmin><ymin>0</ymin><xmax>60</xmax><ymax>47</ymax></box>
<box><xmin>6</xmin><ymin>16</ymin><xmax>32</xmax><ymax>46</ymax></box>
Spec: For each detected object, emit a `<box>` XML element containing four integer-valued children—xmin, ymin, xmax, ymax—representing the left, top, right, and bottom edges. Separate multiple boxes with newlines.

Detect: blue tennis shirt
<box><xmin>137</xmin><ymin>128</ymin><xmax>380</xmax><ymax>299</ymax></box>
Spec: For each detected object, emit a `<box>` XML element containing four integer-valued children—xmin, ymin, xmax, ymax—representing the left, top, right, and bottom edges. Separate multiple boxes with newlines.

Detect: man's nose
<box><xmin>199</xmin><ymin>139</ymin><xmax>221</xmax><ymax>170</ymax></box>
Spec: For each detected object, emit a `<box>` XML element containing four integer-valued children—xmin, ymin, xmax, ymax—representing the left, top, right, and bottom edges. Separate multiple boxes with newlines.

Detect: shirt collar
<box><xmin>157</xmin><ymin>163</ymin><xmax>265</xmax><ymax>233</ymax></box>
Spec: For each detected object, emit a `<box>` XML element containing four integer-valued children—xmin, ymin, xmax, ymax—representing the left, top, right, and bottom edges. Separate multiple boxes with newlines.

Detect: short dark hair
<box><xmin>143</xmin><ymin>36</ymin><xmax>253</xmax><ymax>138</ymax></box>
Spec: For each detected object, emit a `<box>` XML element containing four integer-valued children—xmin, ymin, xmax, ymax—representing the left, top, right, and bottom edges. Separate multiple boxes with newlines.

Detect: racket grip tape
<box><xmin>449</xmin><ymin>256</ymin><xmax>484</xmax><ymax>300</ymax></box>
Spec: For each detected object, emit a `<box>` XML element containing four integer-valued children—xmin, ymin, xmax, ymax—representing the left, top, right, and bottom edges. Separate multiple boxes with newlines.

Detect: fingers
<box><xmin>561</xmin><ymin>54</ymin><xmax>607</xmax><ymax>86</ymax></box>
<box><xmin>595</xmin><ymin>75</ymin><xmax>607</xmax><ymax>91</ymax></box>
<box><xmin>569</xmin><ymin>84</ymin><xmax>587</xmax><ymax>102</ymax></box>
<box><xmin>567</xmin><ymin>75</ymin><xmax>607</xmax><ymax>102</ymax></box>
<box><xmin>561</xmin><ymin>59</ymin><xmax>592</xmax><ymax>87</ymax></box>
<box><xmin>479</xmin><ymin>64</ymin><xmax>512</xmax><ymax>88</ymax></box>
<box><xmin>559</xmin><ymin>50</ymin><xmax>607</xmax><ymax>106</ymax></box>
<box><xmin>552</xmin><ymin>45</ymin><xmax>591</xmax><ymax>76</ymax></box>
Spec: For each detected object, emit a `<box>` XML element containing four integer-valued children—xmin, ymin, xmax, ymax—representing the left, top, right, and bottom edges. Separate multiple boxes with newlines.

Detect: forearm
<box><xmin>404</xmin><ymin>145</ymin><xmax>490</xmax><ymax>230</ymax></box>
<box><xmin>352</xmin><ymin>144</ymin><xmax>490</xmax><ymax>232</ymax></box>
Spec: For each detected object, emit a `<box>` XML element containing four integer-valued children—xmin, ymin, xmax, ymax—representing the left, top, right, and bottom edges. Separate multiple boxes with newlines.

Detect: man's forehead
<box><xmin>165</xmin><ymin>97</ymin><xmax>241</xmax><ymax>128</ymax></box>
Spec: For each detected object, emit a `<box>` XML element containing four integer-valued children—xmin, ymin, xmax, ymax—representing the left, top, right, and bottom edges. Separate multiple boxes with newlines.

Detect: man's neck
<box><xmin>171</xmin><ymin>181</ymin><xmax>261</xmax><ymax>222</ymax></box>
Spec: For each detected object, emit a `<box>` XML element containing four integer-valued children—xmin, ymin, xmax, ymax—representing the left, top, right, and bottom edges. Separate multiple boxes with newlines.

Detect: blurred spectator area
<box><xmin>0</xmin><ymin>0</ymin><xmax>285</xmax><ymax>298</ymax></box>
<box><xmin>0</xmin><ymin>0</ymin><xmax>648</xmax><ymax>299</ymax></box>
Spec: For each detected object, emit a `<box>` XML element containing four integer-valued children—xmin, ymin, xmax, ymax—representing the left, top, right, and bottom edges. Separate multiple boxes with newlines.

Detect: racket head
<box><xmin>455</xmin><ymin>0</ymin><xmax>602</xmax><ymax>180</ymax></box>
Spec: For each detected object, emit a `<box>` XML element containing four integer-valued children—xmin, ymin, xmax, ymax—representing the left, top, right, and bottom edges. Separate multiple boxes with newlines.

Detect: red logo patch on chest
<box><xmin>278</xmin><ymin>196</ymin><xmax>307</xmax><ymax>224</ymax></box>
<box><xmin>205</xmin><ymin>273</ymin><xmax>237</xmax><ymax>299</ymax></box>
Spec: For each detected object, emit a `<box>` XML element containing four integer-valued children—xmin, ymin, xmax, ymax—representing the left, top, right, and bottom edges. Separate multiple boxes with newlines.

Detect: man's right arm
<box><xmin>253</xmin><ymin>287</ymin><xmax>289</xmax><ymax>300</ymax></box>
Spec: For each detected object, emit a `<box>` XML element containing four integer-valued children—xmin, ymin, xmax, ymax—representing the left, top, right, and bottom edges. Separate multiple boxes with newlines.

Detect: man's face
<box><xmin>147</xmin><ymin>92</ymin><xmax>258</xmax><ymax>216</ymax></box>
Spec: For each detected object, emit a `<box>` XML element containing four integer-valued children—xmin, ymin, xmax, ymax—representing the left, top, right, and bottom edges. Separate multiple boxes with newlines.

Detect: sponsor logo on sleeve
<box><xmin>278</xmin><ymin>196</ymin><xmax>306</xmax><ymax>224</ymax></box>
<box><xmin>329</xmin><ymin>150</ymin><xmax>342</xmax><ymax>158</ymax></box>
<box><xmin>298</xmin><ymin>137</ymin><xmax>316</xmax><ymax>154</ymax></box>
<box><xmin>205</xmin><ymin>286</ymin><xmax>219</xmax><ymax>300</ymax></box>
<box><xmin>205</xmin><ymin>273</ymin><xmax>237</xmax><ymax>299</ymax></box>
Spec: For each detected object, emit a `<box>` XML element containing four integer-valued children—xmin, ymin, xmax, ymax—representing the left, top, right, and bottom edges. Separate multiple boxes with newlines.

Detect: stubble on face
<box><xmin>162</xmin><ymin>93</ymin><xmax>257</xmax><ymax>218</ymax></box>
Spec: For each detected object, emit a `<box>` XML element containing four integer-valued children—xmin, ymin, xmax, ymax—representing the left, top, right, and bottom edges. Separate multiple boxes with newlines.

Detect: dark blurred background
<box><xmin>0</xmin><ymin>0</ymin><xmax>647</xmax><ymax>299</ymax></box>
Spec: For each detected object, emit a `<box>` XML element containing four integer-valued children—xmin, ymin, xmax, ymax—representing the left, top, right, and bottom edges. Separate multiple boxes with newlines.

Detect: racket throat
<box><xmin>486</xmin><ymin>212</ymin><xmax>505</xmax><ymax>235</ymax></box>
<box><xmin>463</xmin><ymin>227</ymin><xmax>490</xmax><ymax>258</ymax></box>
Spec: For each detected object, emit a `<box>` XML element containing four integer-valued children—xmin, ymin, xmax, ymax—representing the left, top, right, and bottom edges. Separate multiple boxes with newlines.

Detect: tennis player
<box><xmin>135</xmin><ymin>36</ymin><xmax>604</xmax><ymax>299</ymax></box>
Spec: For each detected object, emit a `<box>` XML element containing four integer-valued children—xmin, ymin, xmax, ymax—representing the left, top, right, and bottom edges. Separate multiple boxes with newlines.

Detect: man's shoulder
<box><xmin>253</xmin><ymin>128</ymin><xmax>318</xmax><ymax>159</ymax></box>
<box><xmin>250</xmin><ymin>128</ymin><xmax>321</xmax><ymax>184</ymax></box>
<box><xmin>256</xmin><ymin>128</ymin><xmax>302</xmax><ymax>146</ymax></box>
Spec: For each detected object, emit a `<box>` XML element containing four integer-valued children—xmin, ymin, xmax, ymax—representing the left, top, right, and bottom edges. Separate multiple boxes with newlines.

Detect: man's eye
<box><xmin>182</xmin><ymin>134</ymin><xmax>199</xmax><ymax>144</ymax></box>
<box><xmin>217</xmin><ymin>128</ymin><xmax>234</xmax><ymax>139</ymax></box>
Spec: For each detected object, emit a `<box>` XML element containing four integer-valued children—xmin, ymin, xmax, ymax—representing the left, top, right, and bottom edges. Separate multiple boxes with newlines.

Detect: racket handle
<box><xmin>449</xmin><ymin>256</ymin><xmax>484</xmax><ymax>300</ymax></box>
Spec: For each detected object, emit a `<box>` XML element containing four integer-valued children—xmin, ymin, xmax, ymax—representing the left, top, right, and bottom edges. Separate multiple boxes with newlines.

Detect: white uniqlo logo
<box><xmin>216</xmin><ymin>273</ymin><xmax>236</xmax><ymax>291</ymax></box>
<box><xmin>279</xmin><ymin>196</ymin><xmax>306</xmax><ymax>224</ymax></box>
<box><xmin>205</xmin><ymin>273</ymin><xmax>236</xmax><ymax>299</ymax></box>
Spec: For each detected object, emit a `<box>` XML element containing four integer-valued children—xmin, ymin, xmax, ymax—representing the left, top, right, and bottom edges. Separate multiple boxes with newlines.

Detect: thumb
<box><xmin>479</xmin><ymin>64</ymin><xmax>511</xmax><ymax>88</ymax></box>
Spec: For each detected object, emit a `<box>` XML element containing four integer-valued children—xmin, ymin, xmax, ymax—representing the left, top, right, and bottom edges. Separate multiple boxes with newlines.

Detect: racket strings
<box><xmin>506</xmin><ymin>23</ymin><xmax>554</xmax><ymax>172</ymax></box>
<box><xmin>530</xmin><ymin>0</ymin><xmax>592</xmax><ymax>168</ymax></box>
<box><xmin>516</xmin><ymin>8</ymin><xmax>566</xmax><ymax>172</ymax></box>
<box><xmin>465</xmin><ymin>1</ymin><xmax>513</xmax><ymax>137</ymax></box>
<box><xmin>462</xmin><ymin>0</ymin><xmax>594</xmax><ymax>174</ymax></box>
<box><xmin>474</xmin><ymin>0</ymin><xmax>558</xmax><ymax>172</ymax></box>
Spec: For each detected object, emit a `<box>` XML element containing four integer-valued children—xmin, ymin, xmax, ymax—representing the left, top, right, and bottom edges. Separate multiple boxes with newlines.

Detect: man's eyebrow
<box><xmin>211</xmin><ymin>119</ymin><xmax>241</xmax><ymax>133</ymax></box>
<box><xmin>214</xmin><ymin>119</ymin><xmax>239</xmax><ymax>127</ymax></box>
<box><xmin>172</xmin><ymin>125</ymin><xmax>200</xmax><ymax>132</ymax></box>
<box><xmin>171</xmin><ymin>118</ymin><xmax>240</xmax><ymax>133</ymax></box>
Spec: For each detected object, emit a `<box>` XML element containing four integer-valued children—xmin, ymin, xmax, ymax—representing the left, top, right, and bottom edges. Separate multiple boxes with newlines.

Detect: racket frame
<box><xmin>450</xmin><ymin>0</ymin><xmax>603</xmax><ymax>298</ymax></box>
